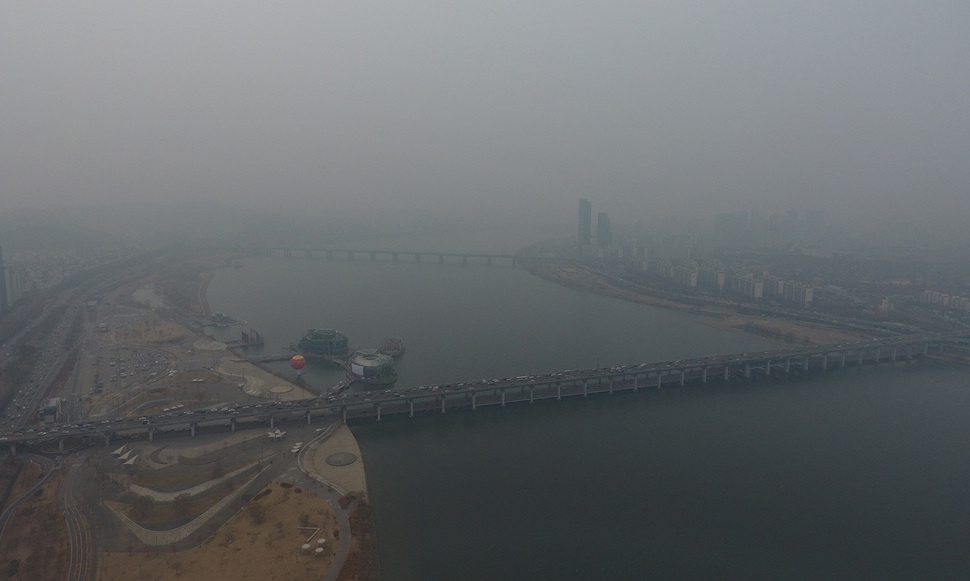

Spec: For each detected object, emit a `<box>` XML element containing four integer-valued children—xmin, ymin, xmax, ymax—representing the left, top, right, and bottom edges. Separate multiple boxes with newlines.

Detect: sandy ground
<box><xmin>97</xmin><ymin>479</ymin><xmax>339</xmax><ymax>581</ymax></box>
<box><xmin>218</xmin><ymin>358</ymin><xmax>317</xmax><ymax>401</ymax></box>
<box><xmin>714</xmin><ymin>314</ymin><xmax>861</xmax><ymax>345</ymax></box>
<box><xmin>88</xmin><ymin>275</ymin><xmax>373</xmax><ymax>579</ymax></box>
<box><xmin>302</xmin><ymin>424</ymin><xmax>369</xmax><ymax>497</ymax></box>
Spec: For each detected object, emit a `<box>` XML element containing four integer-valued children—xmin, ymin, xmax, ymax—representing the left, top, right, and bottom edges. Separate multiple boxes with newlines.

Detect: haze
<box><xmin>3</xmin><ymin>2</ymin><xmax>969</xmax><ymax>240</ymax></box>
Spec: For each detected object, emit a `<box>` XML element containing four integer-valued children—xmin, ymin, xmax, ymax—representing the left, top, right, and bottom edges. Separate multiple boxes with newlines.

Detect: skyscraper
<box><xmin>597</xmin><ymin>212</ymin><xmax>612</xmax><ymax>247</ymax></box>
<box><xmin>578</xmin><ymin>198</ymin><xmax>592</xmax><ymax>246</ymax></box>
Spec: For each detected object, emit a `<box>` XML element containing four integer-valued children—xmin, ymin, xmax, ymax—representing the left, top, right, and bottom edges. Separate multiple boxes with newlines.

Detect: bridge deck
<box><xmin>8</xmin><ymin>335</ymin><xmax>966</xmax><ymax>451</ymax></box>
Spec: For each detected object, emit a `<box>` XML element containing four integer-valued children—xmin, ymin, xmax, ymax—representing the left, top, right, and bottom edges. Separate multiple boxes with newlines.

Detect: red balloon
<box><xmin>290</xmin><ymin>354</ymin><xmax>306</xmax><ymax>370</ymax></box>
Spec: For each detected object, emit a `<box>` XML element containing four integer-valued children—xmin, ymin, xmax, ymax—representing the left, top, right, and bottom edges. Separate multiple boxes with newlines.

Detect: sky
<box><xmin>2</xmin><ymin>1</ymin><xmax>969</xmax><ymax>235</ymax></box>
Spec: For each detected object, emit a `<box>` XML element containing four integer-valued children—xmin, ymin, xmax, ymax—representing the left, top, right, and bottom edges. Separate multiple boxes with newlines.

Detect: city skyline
<box><xmin>3</xmin><ymin>2</ymin><xmax>970</xmax><ymax>237</ymax></box>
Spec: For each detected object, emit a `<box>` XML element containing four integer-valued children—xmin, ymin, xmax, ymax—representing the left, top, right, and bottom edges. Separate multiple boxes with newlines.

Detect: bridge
<box><xmin>264</xmin><ymin>246</ymin><xmax>521</xmax><ymax>266</ymax></box>
<box><xmin>6</xmin><ymin>334</ymin><xmax>968</xmax><ymax>453</ymax></box>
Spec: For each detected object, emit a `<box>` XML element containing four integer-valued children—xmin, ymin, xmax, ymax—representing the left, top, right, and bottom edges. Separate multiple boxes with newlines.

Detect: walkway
<box><xmin>105</xmin><ymin>464</ymin><xmax>273</xmax><ymax>546</ymax></box>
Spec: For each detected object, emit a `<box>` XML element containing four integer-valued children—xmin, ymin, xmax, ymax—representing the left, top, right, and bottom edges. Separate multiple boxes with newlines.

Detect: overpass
<box><xmin>6</xmin><ymin>334</ymin><xmax>966</xmax><ymax>453</ymax></box>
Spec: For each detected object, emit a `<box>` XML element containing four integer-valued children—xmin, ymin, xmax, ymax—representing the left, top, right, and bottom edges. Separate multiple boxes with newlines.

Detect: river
<box><xmin>207</xmin><ymin>255</ymin><xmax>970</xmax><ymax>580</ymax></box>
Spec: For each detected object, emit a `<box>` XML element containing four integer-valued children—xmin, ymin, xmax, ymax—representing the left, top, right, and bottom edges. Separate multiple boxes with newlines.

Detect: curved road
<box><xmin>0</xmin><ymin>454</ymin><xmax>57</xmax><ymax>541</ymax></box>
<box><xmin>297</xmin><ymin>425</ymin><xmax>354</xmax><ymax>581</ymax></box>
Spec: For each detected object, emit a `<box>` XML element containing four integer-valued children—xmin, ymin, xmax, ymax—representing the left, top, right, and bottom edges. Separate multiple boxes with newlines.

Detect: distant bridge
<box><xmin>263</xmin><ymin>246</ymin><xmax>522</xmax><ymax>266</ymax></box>
<box><xmin>7</xmin><ymin>334</ymin><xmax>969</xmax><ymax>453</ymax></box>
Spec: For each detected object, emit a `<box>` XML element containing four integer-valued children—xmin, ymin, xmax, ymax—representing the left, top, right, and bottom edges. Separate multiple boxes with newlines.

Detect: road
<box><xmin>62</xmin><ymin>460</ymin><xmax>95</xmax><ymax>581</ymax></box>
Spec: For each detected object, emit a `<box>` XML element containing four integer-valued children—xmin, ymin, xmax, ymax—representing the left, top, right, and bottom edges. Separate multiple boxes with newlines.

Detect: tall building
<box><xmin>597</xmin><ymin>212</ymin><xmax>612</xmax><ymax>247</ymax></box>
<box><xmin>0</xmin><ymin>243</ymin><xmax>7</xmax><ymax>314</ymax></box>
<box><xmin>578</xmin><ymin>199</ymin><xmax>592</xmax><ymax>245</ymax></box>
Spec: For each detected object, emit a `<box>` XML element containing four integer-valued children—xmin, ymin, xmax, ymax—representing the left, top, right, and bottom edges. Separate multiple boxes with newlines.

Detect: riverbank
<box><xmin>89</xmin><ymin>255</ymin><xmax>381</xmax><ymax>580</ymax></box>
<box><xmin>526</xmin><ymin>261</ymin><xmax>861</xmax><ymax>345</ymax></box>
<box><xmin>193</xmin><ymin>261</ymin><xmax>380</xmax><ymax>580</ymax></box>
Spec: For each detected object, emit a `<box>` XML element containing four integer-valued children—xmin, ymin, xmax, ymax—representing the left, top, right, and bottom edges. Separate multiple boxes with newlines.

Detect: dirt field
<box><xmin>98</xmin><ymin>480</ymin><xmax>339</xmax><ymax>581</ymax></box>
<box><xmin>715</xmin><ymin>315</ymin><xmax>861</xmax><ymax>345</ymax></box>
<box><xmin>0</xmin><ymin>464</ymin><xmax>70</xmax><ymax>580</ymax></box>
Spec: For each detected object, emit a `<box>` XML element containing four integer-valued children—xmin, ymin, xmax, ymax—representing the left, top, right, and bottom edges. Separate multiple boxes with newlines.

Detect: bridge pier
<box><xmin>191</xmin><ymin>423</ymin><xmax>197</xmax><ymax>437</ymax></box>
<box><xmin>409</xmin><ymin>399</ymin><xmax>415</xmax><ymax>417</ymax></box>
<box><xmin>306</xmin><ymin>410</ymin><xmax>312</xmax><ymax>425</ymax></box>
<box><xmin>765</xmin><ymin>361</ymin><xmax>771</xmax><ymax>376</ymax></box>
<box><xmin>858</xmin><ymin>350</ymin><xmax>864</xmax><ymax>365</ymax></box>
<box><xmin>284</xmin><ymin>249</ymin><xmax>292</xmax><ymax>257</ymax></box>
<box><xmin>501</xmin><ymin>389</ymin><xmax>507</xmax><ymax>407</ymax></box>
<box><xmin>724</xmin><ymin>366</ymin><xmax>730</xmax><ymax>381</ymax></box>
<box><xmin>875</xmin><ymin>348</ymin><xmax>881</xmax><ymax>363</ymax></box>
<box><xmin>9</xmin><ymin>443</ymin><xmax>15</xmax><ymax>455</ymax></box>
<box><xmin>148</xmin><ymin>428</ymin><xmax>155</xmax><ymax>443</ymax></box>
<box><xmin>679</xmin><ymin>371</ymin><xmax>685</xmax><ymax>386</ymax></box>
<box><xmin>342</xmin><ymin>407</ymin><xmax>347</xmax><ymax>422</ymax></box>
<box><xmin>530</xmin><ymin>386</ymin><xmax>535</xmax><ymax>403</ymax></box>
<box><xmin>59</xmin><ymin>438</ymin><xmax>65</xmax><ymax>453</ymax></box>
<box><xmin>785</xmin><ymin>358</ymin><xmax>791</xmax><ymax>373</ymax></box>
<box><xmin>369</xmin><ymin>252</ymin><xmax>377</xmax><ymax>261</ymax></box>
<box><xmin>440</xmin><ymin>397</ymin><xmax>446</xmax><ymax>414</ymax></box>
<box><xmin>744</xmin><ymin>363</ymin><xmax>751</xmax><ymax>378</ymax></box>
<box><xmin>634</xmin><ymin>376</ymin><xmax>639</xmax><ymax>391</ymax></box>
<box><xmin>657</xmin><ymin>373</ymin><xmax>663</xmax><ymax>389</ymax></box>
<box><xmin>557</xmin><ymin>383</ymin><xmax>563</xmax><ymax>399</ymax></box>
<box><xmin>583</xmin><ymin>380</ymin><xmax>588</xmax><ymax>397</ymax></box>
<box><xmin>268</xmin><ymin>416</ymin><xmax>274</xmax><ymax>429</ymax></box>
<box><xmin>231</xmin><ymin>417</ymin><xmax>236</xmax><ymax>432</ymax></box>
<box><xmin>609</xmin><ymin>378</ymin><xmax>614</xmax><ymax>394</ymax></box>
<box><xmin>376</xmin><ymin>403</ymin><xmax>382</xmax><ymax>422</ymax></box>
<box><xmin>326</xmin><ymin>250</ymin><xmax>333</xmax><ymax>259</ymax></box>
<box><xmin>472</xmin><ymin>393</ymin><xmax>477</xmax><ymax>410</ymax></box>
<box><xmin>103</xmin><ymin>434</ymin><xmax>110</xmax><ymax>447</ymax></box>
<box><xmin>841</xmin><ymin>352</ymin><xmax>847</xmax><ymax>367</ymax></box>
<box><xmin>701</xmin><ymin>368</ymin><xmax>708</xmax><ymax>384</ymax></box>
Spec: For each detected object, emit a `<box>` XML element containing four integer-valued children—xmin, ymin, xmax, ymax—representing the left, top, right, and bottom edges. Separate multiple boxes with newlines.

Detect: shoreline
<box><xmin>190</xmin><ymin>252</ymin><xmax>851</xmax><ymax>581</ymax></box>
<box><xmin>96</xmin><ymin>264</ymin><xmax>380</xmax><ymax>581</ymax></box>
<box><xmin>195</xmin><ymin>267</ymin><xmax>371</xmax><ymax>481</ymax></box>
<box><xmin>524</xmin><ymin>261</ymin><xmax>862</xmax><ymax>345</ymax></box>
